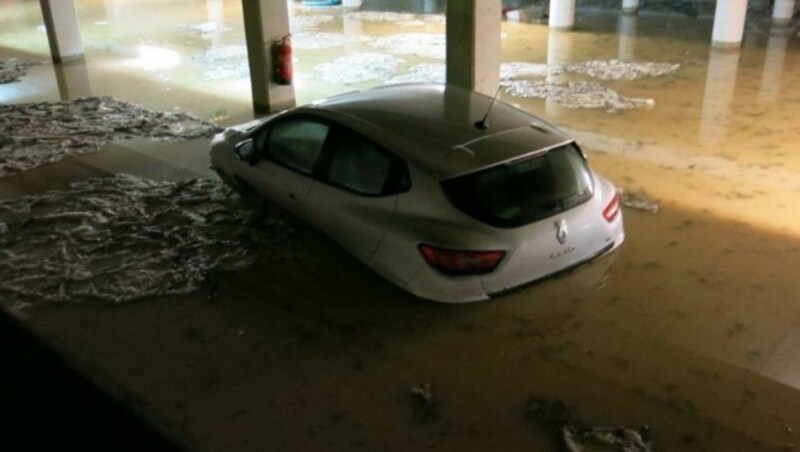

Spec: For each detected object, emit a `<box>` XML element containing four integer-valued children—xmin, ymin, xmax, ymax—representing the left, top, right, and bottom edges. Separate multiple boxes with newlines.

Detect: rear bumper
<box><xmin>488</xmin><ymin>232</ymin><xmax>622</xmax><ymax>298</ymax></box>
<box><xmin>403</xmin><ymin>229</ymin><xmax>624</xmax><ymax>303</ymax></box>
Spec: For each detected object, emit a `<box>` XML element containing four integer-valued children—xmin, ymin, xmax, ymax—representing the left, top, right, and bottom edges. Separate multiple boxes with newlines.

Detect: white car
<box><xmin>210</xmin><ymin>84</ymin><xmax>624</xmax><ymax>302</ymax></box>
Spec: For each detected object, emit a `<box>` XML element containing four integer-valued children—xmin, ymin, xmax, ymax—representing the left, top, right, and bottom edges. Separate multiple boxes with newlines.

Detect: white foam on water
<box><xmin>565</xmin><ymin>60</ymin><xmax>680</xmax><ymax>80</ymax></box>
<box><xmin>292</xmin><ymin>32</ymin><xmax>369</xmax><ymax>50</ymax></box>
<box><xmin>314</xmin><ymin>52</ymin><xmax>402</xmax><ymax>84</ymax></box>
<box><xmin>502</xmin><ymin>80</ymin><xmax>655</xmax><ymax>113</ymax></box>
<box><xmin>0</xmin><ymin>175</ymin><xmax>292</xmax><ymax>308</ymax></box>
<box><xmin>369</xmin><ymin>33</ymin><xmax>445</xmax><ymax>60</ymax></box>
<box><xmin>0</xmin><ymin>97</ymin><xmax>220</xmax><ymax>177</ymax></box>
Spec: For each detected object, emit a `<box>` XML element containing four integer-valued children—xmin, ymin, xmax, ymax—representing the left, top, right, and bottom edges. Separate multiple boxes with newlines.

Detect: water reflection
<box><xmin>699</xmin><ymin>49</ymin><xmax>740</xmax><ymax>146</ymax></box>
<box><xmin>206</xmin><ymin>0</ymin><xmax>226</xmax><ymax>46</ymax></box>
<box><xmin>545</xmin><ymin>29</ymin><xmax>572</xmax><ymax>117</ymax></box>
<box><xmin>759</xmin><ymin>26</ymin><xmax>791</xmax><ymax>105</ymax></box>
<box><xmin>617</xmin><ymin>13</ymin><xmax>637</xmax><ymax>60</ymax></box>
<box><xmin>103</xmin><ymin>0</ymin><xmax>123</xmax><ymax>25</ymax></box>
<box><xmin>54</xmin><ymin>58</ymin><xmax>91</xmax><ymax>100</ymax></box>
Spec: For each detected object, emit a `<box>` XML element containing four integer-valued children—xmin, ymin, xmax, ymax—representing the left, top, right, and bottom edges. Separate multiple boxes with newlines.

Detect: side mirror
<box><xmin>235</xmin><ymin>139</ymin><xmax>258</xmax><ymax>166</ymax></box>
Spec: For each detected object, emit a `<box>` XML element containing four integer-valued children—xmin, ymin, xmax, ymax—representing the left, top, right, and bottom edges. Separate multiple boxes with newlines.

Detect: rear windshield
<box><xmin>441</xmin><ymin>144</ymin><xmax>593</xmax><ymax>228</ymax></box>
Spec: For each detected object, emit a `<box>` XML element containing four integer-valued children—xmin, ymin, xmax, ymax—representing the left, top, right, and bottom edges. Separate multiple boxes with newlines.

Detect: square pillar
<box><xmin>242</xmin><ymin>0</ymin><xmax>296</xmax><ymax>114</ymax></box>
<box><xmin>773</xmin><ymin>0</ymin><xmax>796</xmax><ymax>26</ymax></box>
<box><xmin>622</xmin><ymin>0</ymin><xmax>639</xmax><ymax>15</ymax></box>
<box><xmin>711</xmin><ymin>0</ymin><xmax>749</xmax><ymax>50</ymax></box>
<box><xmin>446</xmin><ymin>0</ymin><xmax>501</xmax><ymax>96</ymax></box>
<box><xmin>40</xmin><ymin>0</ymin><xmax>84</xmax><ymax>63</ymax></box>
<box><xmin>549</xmin><ymin>0</ymin><xmax>576</xmax><ymax>31</ymax></box>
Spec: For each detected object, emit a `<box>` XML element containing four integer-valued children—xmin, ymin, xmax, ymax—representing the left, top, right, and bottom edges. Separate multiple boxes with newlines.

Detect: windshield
<box><xmin>441</xmin><ymin>144</ymin><xmax>594</xmax><ymax>228</ymax></box>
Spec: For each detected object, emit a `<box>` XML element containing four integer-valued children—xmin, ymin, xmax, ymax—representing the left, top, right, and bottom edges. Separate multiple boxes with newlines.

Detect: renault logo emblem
<box><xmin>555</xmin><ymin>219</ymin><xmax>568</xmax><ymax>244</ymax></box>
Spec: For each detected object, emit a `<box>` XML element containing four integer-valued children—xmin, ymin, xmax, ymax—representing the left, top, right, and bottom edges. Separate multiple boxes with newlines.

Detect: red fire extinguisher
<box><xmin>273</xmin><ymin>34</ymin><xmax>292</xmax><ymax>85</ymax></box>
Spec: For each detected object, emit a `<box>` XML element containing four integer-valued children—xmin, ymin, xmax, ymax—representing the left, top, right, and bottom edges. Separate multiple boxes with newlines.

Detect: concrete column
<box><xmin>699</xmin><ymin>50</ymin><xmax>740</xmax><ymax>145</ymax></box>
<box><xmin>622</xmin><ymin>0</ymin><xmax>639</xmax><ymax>14</ymax></box>
<box><xmin>242</xmin><ymin>0</ymin><xmax>295</xmax><ymax>114</ymax></box>
<box><xmin>759</xmin><ymin>29</ymin><xmax>790</xmax><ymax>104</ymax></box>
<box><xmin>40</xmin><ymin>0</ymin><xmax>84</xmax><ymax>63</ymax></box>
<box><xmin>711</xmin><ymin>0</ymin><xmax>748</xmax><ymax>49</ymax></box>
<box><xmin>445</xmin><ymin>0</ymin><xmax>501</xmax><ymax>96</ymax></box>
<box><xmin>549</xmin><ymin>0</ymin><xmax>576</xmax><ymax>30</ymax></box>
<box><xmin>617</xmin><ymin>13</ymin><xmax>637</xmax><ymax>61</ymax></box>
<box><xmin>773</xmin><ymin>0</ymin><xmax>796</xmax><ymax>26</ymax></box>
<box><xmin>54</xmin><ymin>59</ymin><xmax>92</xmax><ymax>100</ymax></box>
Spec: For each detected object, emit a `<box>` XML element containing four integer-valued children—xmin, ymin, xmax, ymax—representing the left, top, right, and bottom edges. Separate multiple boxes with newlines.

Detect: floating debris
<box><xmin>502</xmin><ymin>80</ymin><xmax>655</xmax><ymax>113</ymax></box>
<box><xmin>175</xmin><ymin>22</ymin><xmax>231</xmax><ymax>35</ymax></box>
<box><xmin>0</xmin><ymin>97</ymin><xmax>220</xmax><ymax>177</ymax></box>
<box><xmin>501</xmin><ymin>61</ymin><xmax>558</xmax><ymax>80</ymax></box>
<box><xmin>314</xmin><ymin>53</ymin><xmax>401</xmax><ymax>84</ymax></box>
<box><xmin>525</xmin><ymin>396</ymin><xmax>653</xmax><ymax>452</ymax></box>
<box><xmin>192</xmin><ymin>45</ymin><xmax>249</xmax><ymax>80</ymax></box>
<box><xmin>290</xmin><ymin>14</ymin><xmax>335</xmax><ymax>32</ymax></box>
<box><xmin>563</xmin><ymin>425</ymin><xmax>653</xmax><ymax>452</ymax></box>
<box><xmin>409</xmin><ymin>383</ymin><xmax>438</xmax><ymax>424</ymax></box>
<box><xmin>0</xmin><ymin>59</ymin><xmax>38</xmax><ymax>84</ymax></box>
<box><xmin>566</xmin><ymin>59</ymin><xmax>680</xmax><ymax>81</ymax></box>
<box><xmin>387</xmin><ymin>63</ymin><xmax>445</xmax><ymax>84</ymax></box>
<box><xmin>423</xmin><ymin>14</ymin><xmax>446</xmax><ymax>24</ymax></box>
<box><xmin>0</xmin><ymin>174</ymin><xmax>291</xmax><ymax>308</ymax></box>
<box><xmin>292</xmin><ymin>32</ymin><xmax>369</xmax><ymax>50</ymax></box>
<box><xmin>193</xmin><ymin>45</ymin><xmax>248</xmax><ymax>64</ymax></box>
<box><xmin>620</xmin><ymin>191</ymin><xmax>660</xmax><ymax>214</ymax></box>
<box><xmin>369</xmin><ymin>33</ymin><xmax>446</xmax><ymax>60</ymax></box>
<box><xmin>344</xmin><ymin>11</ymin><xmax>418</xmax><ymax>22</ymax></box>
<box><xmin>388</xmin><ymin>62</ymin><xmax>562</xmax><ymax>84</ymax></box>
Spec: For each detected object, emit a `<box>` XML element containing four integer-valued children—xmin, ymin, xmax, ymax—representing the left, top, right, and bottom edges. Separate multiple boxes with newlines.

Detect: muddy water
<box><xmin>2</xmin><ymin>0</ymin><xmax>800</xmax><ymax>451</ymax></box>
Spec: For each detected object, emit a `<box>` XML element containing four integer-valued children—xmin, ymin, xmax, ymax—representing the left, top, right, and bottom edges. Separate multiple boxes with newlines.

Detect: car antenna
<box><xmin>474</xmin><ymin>85</ymin><xmax>502</xmax><ymax>131</ymax></box>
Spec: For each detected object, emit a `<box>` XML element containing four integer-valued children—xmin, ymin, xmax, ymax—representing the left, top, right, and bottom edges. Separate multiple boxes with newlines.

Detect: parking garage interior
<box><xmin>2</xmin><ymin>0</ymin><xmax>800</xmax><ymax>450</ymax></box>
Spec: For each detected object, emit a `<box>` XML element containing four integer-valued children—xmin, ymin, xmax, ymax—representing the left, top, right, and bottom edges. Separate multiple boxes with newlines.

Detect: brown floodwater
<box><xmin>2</xmin><ymin>0</ymin><xmax>800</xmax><ymax>450</ymax></box>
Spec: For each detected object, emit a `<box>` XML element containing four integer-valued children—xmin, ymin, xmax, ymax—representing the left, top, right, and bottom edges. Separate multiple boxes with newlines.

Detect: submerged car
<box><xmin>210</xmin><ymin>84</ymin><xmax>624</xmax><ymax>302</ymax></box>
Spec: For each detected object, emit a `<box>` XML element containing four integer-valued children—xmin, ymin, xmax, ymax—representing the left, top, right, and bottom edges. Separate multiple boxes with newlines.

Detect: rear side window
<box><xmin>441</xmin><ymin>144</ymin><xmax>593</xmax><ymax>228</ymax></box>
<box><xmin>266</xmin><ymin>119</ymin><xmax>330</xmax><ymax>175</ymax></box>
<box><xmin>323</xmin><ymin>127</ymin><xmax>410</xmax><ymax>196</ymax></box>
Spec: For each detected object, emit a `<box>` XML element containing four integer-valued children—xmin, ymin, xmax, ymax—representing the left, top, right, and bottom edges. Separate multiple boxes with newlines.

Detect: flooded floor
<box><xmin>2</xmin><ymin>0</ymin><xmax>800</xmax><ymax>450</ymax></box>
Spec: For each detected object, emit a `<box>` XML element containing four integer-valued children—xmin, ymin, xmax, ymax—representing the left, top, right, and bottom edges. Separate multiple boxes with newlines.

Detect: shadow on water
<box><xmin>0</xmin><ymin>308</ymin><xmax>185</xmax><ymax>451</ymax></box>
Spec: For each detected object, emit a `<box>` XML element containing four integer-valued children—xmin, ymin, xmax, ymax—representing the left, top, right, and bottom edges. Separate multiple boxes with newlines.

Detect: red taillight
<box><xmin>419</xmin><ymin>244</ymin><xmax>505</xmax><ymax>276</ymax></box>
<box><xmin>603</xmin><ymin>192</ymin><xmax>620</xmax><ymax>223</ymax></box>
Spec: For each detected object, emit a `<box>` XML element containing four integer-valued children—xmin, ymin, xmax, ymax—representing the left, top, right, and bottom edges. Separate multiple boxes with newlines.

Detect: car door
<box><xmin>240</xmin><ymin>116</ymin><xmax>331</xmax><ymax>218</ymax></box>
<box><xmin>304</xmin><ymin>125</ymin><xmax>410</xmax><ymax>263</ymax></box>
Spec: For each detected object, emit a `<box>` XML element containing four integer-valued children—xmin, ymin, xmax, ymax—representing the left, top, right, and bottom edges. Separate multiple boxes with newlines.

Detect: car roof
<box><xmin>303</xmin><ymin>84</ymin><xmax>573</xmax><ymax>179</ymax></box>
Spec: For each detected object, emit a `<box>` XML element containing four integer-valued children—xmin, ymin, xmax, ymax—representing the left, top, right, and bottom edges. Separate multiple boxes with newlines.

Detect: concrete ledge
<box><xmin>621</xmin><ymin>7</ymin><xmax>639</xmax><ymax>14</ymax></box>
<box><xmin>550</xmin><ymin>25</ymin><xmax>574</xmax><ymax>31</ymax></box>
<box><xmin>772</xmin><ymin>17</ymin><xmax>794</xmax><ymax>26</ymax></box>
